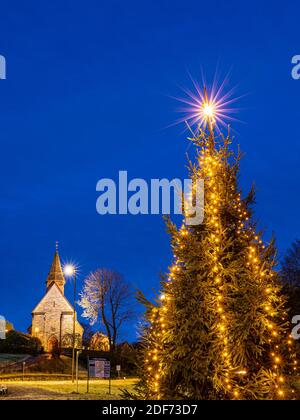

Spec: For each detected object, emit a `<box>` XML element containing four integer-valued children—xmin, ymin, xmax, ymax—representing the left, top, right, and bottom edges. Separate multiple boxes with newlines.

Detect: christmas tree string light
<box><xmin>131</xmin><ymin>82</ymin><xmax>298</xmax><ymax>400</ymax></box>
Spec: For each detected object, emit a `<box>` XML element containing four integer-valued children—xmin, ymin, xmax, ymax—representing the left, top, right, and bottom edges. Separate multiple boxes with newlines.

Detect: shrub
<box><xmin>0</xmin><ymin>330</ymin><xmax>42</xmax><ymax>355</ymax></box>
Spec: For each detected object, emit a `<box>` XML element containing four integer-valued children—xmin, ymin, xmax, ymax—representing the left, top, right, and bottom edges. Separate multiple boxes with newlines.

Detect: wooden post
<box><xmin>86</xmin><ymin>356</ymin><xmax>90</xmax><ymax>394</ymax></box>
<box><xmin>108</xmin><ymin>359</ymin><xmax>111</xmax><ymax>395</ymax></box>
<box><xmin>76</xmin><ymin>350</ymin><xmax>80</xmax><ymax>393</ymax></box>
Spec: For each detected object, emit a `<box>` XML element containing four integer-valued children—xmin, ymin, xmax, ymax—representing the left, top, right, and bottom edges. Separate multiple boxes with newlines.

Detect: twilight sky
<box><xmin>0</xmin><ymin>0</ymin><xmax>300</xmax><ymax>341</ymax></box>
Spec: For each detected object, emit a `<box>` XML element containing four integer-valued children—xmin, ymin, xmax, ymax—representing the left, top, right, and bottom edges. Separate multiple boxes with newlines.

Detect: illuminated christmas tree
<box><xmin>136</xmin><ymin>88</ymin><xmax>298</xmax><ymax>400</ymax></box>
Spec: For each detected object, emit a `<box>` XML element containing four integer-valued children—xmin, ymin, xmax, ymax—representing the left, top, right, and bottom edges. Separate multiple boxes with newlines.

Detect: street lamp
<box><xmin>64</xmin><ymin>264</ymin><xmax>76</xmax><ymax>277</ymax></box>
<box><xmin>63</xmin><ymin>263</ymin><xmax>77</xmax><ymax>384</ymax></box>
<box><xmin>76</xmin><ymin>349</ymin><xmax>82</xmax><ymax>393</ymax></box>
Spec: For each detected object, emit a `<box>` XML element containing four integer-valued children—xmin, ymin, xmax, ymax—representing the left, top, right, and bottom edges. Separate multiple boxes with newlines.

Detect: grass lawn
<box><xmin>0</xmin><ymin>378</ymin><xmax>138</xmax><ymax>400</ymax></box>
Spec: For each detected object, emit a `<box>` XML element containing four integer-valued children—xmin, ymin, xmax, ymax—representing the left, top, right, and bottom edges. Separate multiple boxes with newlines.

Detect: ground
<box><xmin>2</xmin><ymin>355</ymin><xmax>297</xmax><ymax>400</ymax></box>
<box><xmin>0</xmin><ymin>354</ymin><xmax>137</xmax><ymax>400</ymax></box>
<box><xmin>0</xmin><ymin>378</ymin><xmax>137</xmax><ymax>400</ymax></box>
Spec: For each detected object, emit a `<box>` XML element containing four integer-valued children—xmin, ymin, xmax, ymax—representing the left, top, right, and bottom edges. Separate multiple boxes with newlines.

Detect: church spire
<box><xmin>46</xmin><ymin>243</ymin><xmax>66</xmax><ymax>294</ymax></box>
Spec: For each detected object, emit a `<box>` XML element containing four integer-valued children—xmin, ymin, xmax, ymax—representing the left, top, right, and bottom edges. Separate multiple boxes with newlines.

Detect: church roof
<box><xmin>32</xmin><ymin>282</ymin><xmax>73</xmax><ymax>313</ymax></box>
<box><xmin>46</xmin><ymin>245</ymin><xmax>65</xmax><ymax>291</ymax></box>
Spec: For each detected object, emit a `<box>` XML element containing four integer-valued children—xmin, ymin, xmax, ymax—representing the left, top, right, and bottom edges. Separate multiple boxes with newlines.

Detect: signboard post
<box><xmin>116</xmin><ymin>364</ymin><xmax>121</xmax><ymax>378</ymax></box>
<box><xmin>22</xmin><ymin>362</ymin><xmax>25</xmax><ymax>381</ymax></box>
<box><xmin>87</xmin><ymin>356</ymin><xmax>90</xmax><ymax>393</ymax></box>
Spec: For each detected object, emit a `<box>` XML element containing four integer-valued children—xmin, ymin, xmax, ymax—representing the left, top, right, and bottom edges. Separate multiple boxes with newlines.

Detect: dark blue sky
<box><xmin>1</xmin><ymin>1</ymin><xmax>300</xmax><ymax>341</ymax></box>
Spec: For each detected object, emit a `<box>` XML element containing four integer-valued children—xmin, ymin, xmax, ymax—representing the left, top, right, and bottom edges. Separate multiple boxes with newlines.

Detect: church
<box><xmin>31</xmin><ymin>246</ymin><xmax>83</xmax><ymax>352</ymax></box>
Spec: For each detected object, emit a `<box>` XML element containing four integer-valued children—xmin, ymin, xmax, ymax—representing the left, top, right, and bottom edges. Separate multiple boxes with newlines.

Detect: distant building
<box><xmin>90</xmin><ymin>332</ymin><xmax>110</xmax><ymax>351</ymax></box>
<box><xmin>31</xmin><ymin>246</ymin><xmax>83</xmax><ymax>352</ymax></box>
<box><xmin>0</xmin><ymin>315</ymin><xmax>5</xmax><ymax>339</ymax></box>
<box><xmin>5</xmin><ymin>320</ymin><xmax>14</xmax><ymax>332</ymax></box>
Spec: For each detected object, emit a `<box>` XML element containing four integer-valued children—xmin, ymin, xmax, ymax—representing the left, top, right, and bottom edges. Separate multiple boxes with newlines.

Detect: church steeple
<box><xmin>46</xmin><ymin>243</ymin><xmax>65</xmax><ymax>294</ymax></box>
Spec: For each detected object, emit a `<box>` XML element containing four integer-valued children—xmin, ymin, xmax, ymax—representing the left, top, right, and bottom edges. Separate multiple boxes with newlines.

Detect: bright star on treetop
<box><xmin>202</xmin><ymin>102</ymin><xmax>215</xmax><ymax>119</ymax></box>
<box><xmin>173</xmin><ymin>72</ymin><xmax>243</xmax><ymax>131</ymax></box>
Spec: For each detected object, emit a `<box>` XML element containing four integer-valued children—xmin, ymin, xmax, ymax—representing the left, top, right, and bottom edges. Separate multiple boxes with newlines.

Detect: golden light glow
<box><xmin>236</xmin><ymin>370</ymin><xmax>247</xmax><ymax>375</ymax></box>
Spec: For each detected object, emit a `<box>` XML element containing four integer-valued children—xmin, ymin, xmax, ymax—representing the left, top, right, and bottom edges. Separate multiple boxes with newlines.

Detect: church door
<box><xmin>48</xmin><ymin>335</ymin><xmax>59</xmax><ymax>353</ymax></box>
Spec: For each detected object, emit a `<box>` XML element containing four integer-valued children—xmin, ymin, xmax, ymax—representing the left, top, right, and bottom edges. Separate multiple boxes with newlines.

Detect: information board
<box><xmin>89</xmin><ymin>358</ymin><xmax>110</xmax><ymax>379</ymax></box>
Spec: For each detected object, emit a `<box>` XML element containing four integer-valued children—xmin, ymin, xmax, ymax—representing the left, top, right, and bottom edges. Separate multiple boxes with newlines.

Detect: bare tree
<box><xmin>79</xmin><ymin>269</ymin><xmax>133</xmax><ymax>351</ymax></box>
<box><xmin>281</xmin><ymin>239</ymin><xmax>300</xmax><ymax>286</ymax></box>
<box><xmin>281</xmin><ymin>240</ymin><xmax>300</xmax><ymax>318</ymax></box>
<box><xmin>81</xmin><ymin>322</ymin><xmax>95</xmax><ymax>348</ymax></box>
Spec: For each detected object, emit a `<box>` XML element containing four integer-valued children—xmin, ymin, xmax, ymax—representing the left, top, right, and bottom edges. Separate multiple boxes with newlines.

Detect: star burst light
<box><xmin>173</xmin><ymin>74</ymin><xmax>242</xmax><ymax>132</ymax></box>
<box><xmin>64</xmin><ymin>264</ymin><xmax>76</xmax><ymax>277</ymax></box>
<box><xmin>63</xmin><ymin>261</ymin><xmax>80</xmax><ymax>278</ymax></box>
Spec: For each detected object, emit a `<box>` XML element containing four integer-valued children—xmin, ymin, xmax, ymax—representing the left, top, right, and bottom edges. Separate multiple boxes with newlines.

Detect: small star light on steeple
<box><xmin>56</xmin><ymin>241</ymin><xmax>59</xmax><ymax>252</ymax></box>
<box><xmin>173</xmin><ymin>72</ymin><xmax>243</xmax><ymax>132</ymax></box>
